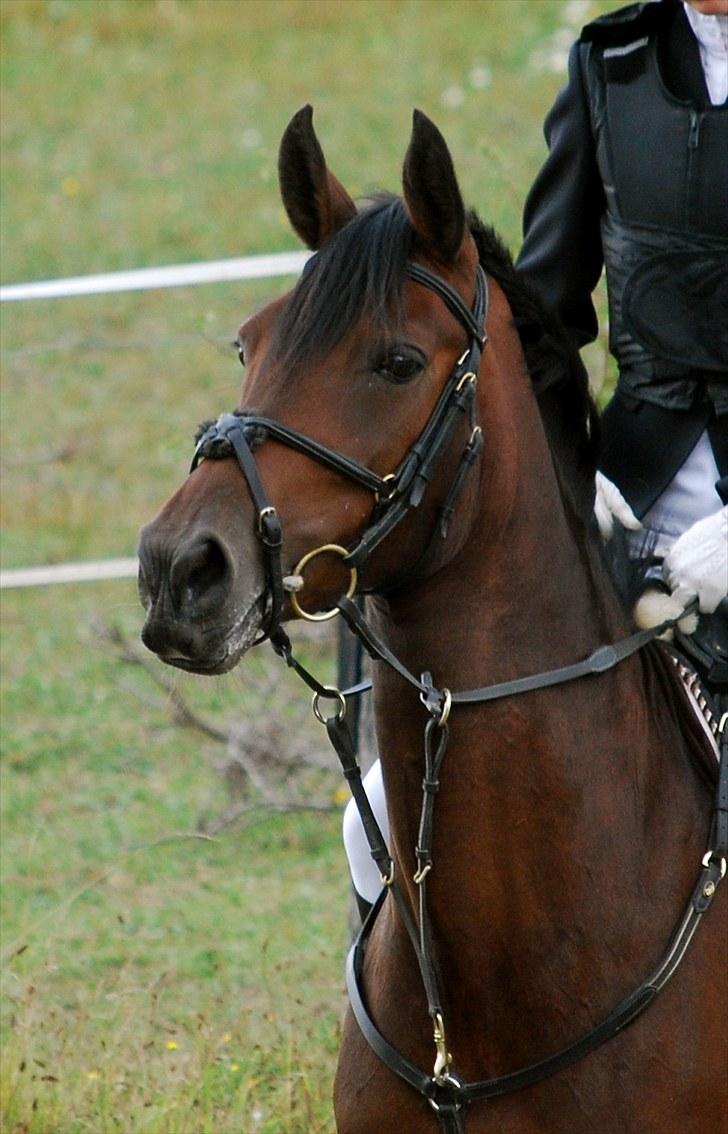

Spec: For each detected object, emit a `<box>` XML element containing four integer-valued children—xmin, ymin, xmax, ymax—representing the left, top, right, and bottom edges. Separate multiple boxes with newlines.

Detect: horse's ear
<box><xmin>278</xmin><ymin>105</ymin><xmax>357</xmax><ymax>250</ymax></box>
<box><xmin>402</xmin><ymin>110</ymin><xmax>465</xmax><ymax>265</ymax></box>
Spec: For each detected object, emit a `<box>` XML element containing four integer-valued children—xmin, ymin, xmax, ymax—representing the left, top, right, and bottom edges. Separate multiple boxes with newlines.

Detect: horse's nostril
<box><xmin>172</xmin><ymin>537</ymin><xmax>232</xmax><ymax>610</ymax></box>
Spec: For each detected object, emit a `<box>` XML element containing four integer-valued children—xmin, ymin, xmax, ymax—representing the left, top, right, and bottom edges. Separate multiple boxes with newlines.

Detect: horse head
<box><xmin>138</xmin><ymin>107</ymin><xmax>487</xmax><ymax>673</ymax></box>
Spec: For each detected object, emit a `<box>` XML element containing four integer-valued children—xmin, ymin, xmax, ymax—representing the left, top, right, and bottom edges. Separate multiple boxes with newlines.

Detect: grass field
<box><xmin>2</xmin><ymin>2</ymin><xmax>619</xmax><ymax>1131</ymax></box>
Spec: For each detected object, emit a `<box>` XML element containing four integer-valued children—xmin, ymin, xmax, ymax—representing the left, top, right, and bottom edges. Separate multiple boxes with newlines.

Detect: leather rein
<box><xmin>191</xmin><ymin>261</ymin><xmax>727</xmax><ymax>1133</ymax></box>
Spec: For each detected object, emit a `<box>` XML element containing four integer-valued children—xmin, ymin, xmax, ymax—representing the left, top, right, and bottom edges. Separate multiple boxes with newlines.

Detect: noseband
<box><xmin>192</xmin><ymin>262</ymin><xmax>488</xmax><ymax>636</ymax></box>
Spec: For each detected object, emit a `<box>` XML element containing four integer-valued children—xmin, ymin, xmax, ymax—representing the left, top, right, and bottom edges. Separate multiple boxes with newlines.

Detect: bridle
<box><xmin>190</xmin><ymin>260</ymin><xmax>727</xmax><ymax>1133</ymax></box>
<box><xmin>192</xmin><ymin>261</ymin><xmax>487</xmax><ymax>635</ymax></box>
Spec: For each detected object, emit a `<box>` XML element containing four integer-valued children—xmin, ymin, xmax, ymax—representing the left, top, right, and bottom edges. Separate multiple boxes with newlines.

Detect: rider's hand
<box><xmin>662</xmin><ymin>506</ymin><xmax>728</xmax><ymax>615</ymax></box>
<box><xmin>594</xmin><ymin>471</ymin><xmax>641</xmax><ymax>539</ymax></box>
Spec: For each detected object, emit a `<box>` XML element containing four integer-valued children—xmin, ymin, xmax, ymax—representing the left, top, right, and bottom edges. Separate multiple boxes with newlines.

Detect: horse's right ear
<box><xmin>402</xmin><ymin>110</ymin><xmax>465</xmax><ymax>265</ymax></box>
<box><xmin>278</xmin><ymin>106</ymin><xmax>357</xmax><ymax>250</ymax></box>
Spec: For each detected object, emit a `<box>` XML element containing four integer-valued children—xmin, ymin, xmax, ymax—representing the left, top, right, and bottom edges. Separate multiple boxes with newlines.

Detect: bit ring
<box><xmin>289</xmin><ymin>544</ymin><xmax>357</xmax><ymax>622</ymax></box>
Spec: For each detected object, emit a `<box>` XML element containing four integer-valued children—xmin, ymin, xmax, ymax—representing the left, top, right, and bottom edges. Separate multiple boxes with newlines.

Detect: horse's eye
<box><xmin>377</xmin><ymin>348</ymin><xmax>424</xmax><ymax>383</ymax></box>
<box><xmin>234</xmin><ymin>337</ymin><xmax>246</xmax><ymax>367</ymax></box>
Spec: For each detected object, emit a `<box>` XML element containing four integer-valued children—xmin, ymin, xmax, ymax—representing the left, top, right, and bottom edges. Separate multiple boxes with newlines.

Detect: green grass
<box><xmin>1</xmin><ymin>2</ymin><xmax>621</xmax><ymax>1130</ymax></box>
<box><xmin>1</xmin><ymin>581</ymin><xmax>345</xmax><ymax>1132</ymax></box>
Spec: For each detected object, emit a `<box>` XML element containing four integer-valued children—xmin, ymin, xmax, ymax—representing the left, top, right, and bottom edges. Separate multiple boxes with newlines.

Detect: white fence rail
<box><xmin>1</xmin><ymin>559</ymin><xmax>139</xmax><ymax>590</ymax></box>
<box><xmin>0</xmin><ymin>250</ymin><xmax>309</xmax><ymax>303</ymax></box>
<box><xmin>2</xmin><ymin>251</ymin><xmax>308</xmax><ymax>588</ymax></box>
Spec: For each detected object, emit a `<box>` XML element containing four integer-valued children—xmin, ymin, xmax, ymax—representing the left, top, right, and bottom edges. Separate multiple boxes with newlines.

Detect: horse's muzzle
<box><xmin>137</xmin><ymin>524</ymin><xmax>266</xmax><ymax>673</ymax></box>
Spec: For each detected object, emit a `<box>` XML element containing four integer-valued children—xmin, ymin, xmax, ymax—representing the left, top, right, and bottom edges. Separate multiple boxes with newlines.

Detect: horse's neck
<box><xmin>367</xmin><ymin>347</ymin><xmax>705</xmax><ymax>1069</ymax></box>
<box><xmin>372</xmin><ymin>352</ymin><xmax>629</xmax><ymax>877</ymax></box>
<box><xmin>374</xmin><ymin>336</ymin><xmax>618</xmax><ymax>712</ymax></box>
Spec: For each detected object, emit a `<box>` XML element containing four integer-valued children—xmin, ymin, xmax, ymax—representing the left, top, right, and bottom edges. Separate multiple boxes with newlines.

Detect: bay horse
<box><xmin>138</xmin><ymin>107</ymin><xmax>726</xmax><ymax>1133</ymax></box>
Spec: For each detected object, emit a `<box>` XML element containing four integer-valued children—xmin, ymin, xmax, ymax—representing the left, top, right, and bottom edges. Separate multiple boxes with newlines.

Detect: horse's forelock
<box><xmin>269</xmin><ymin>195</ymin><xmax>414</xmax><ymax>373</ymax></box>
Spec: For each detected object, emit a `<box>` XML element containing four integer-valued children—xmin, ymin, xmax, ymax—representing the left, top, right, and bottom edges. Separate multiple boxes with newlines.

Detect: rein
<box><xmin>190</xmin><ymin>260</ymin><xmax>727</xmax><ymax>1132</ymax></box>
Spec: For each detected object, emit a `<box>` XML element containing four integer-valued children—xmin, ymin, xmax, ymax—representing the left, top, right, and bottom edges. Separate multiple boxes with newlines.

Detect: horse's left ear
<box><xmin>403</xmin><ymin>110</ymin><xmax>465</xmax><ymax>265</ymax></box>
<box><xmin>278</xmin><ymin>105</ymin><xmax>357</xmax><ymax>250</ymax></box>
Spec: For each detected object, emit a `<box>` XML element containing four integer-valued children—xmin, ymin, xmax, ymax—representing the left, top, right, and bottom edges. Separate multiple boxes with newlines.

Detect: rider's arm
<box><xmin>517</xmin><ymin>42</ymin><xmax>605</xmax><ymax>350</ymax></box>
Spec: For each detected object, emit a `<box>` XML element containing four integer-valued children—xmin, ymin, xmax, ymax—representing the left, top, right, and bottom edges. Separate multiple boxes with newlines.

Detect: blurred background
<box><xmin>1</xmin><ymin>2</ymin><xmax>617</xmax><ymax>1130</ymax></box>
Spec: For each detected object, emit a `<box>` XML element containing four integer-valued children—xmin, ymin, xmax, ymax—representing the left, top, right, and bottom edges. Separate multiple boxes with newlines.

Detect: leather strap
<box><xmin>711</xmin><ymin>702</ymin><xmax>728</xmax><ymax>860</ymax></box>
<box><xmin>407</xmin><ymin>263</ymin><xmax>487</xmax><ymax>350</ymax></box>
<box><xmin>438</xmin><ymin>426</ymin><xmax>484</xmax><ymax>538</ymax></box>
<box><xmin>326</xmin><ymin>714</ymin><xmax>393</xmax><ymax>884</ymax></box>
<box><xmin>192</xmin><ymin>414</ymin><xmax>286</xmax><ymax>635</ymax></box>
<box><xmin>336</xmin><ymin>594</ymin><xmax>692</xmax><ymax>708</ymax></box>
<box><xmin>346</xmin><ymin>780</ymin><xmax>726</xmax><ymax>1109</ymax></box>
<box><xmin>194</xmin><ymin>412</ymin><xmax>388</xmax><ymax>495</ymax></box>
<box><xmin>330</xmin><ymin>592</ymin><xmax>723</xmax><ymax>1131</ymax></box>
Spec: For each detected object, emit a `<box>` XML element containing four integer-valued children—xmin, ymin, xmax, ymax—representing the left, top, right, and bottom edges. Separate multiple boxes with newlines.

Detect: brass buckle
<box><xmin>432</xmin><ymin>1011</ymin><xmax>453</xmax><ymax>1084</ymax></box>
<box><xmin>289</xmin><ymin>544</ymin><xmax>358</xmax><ymax>622</ymax></box>
<box><xmin>455</xmin><ymin>370</ymin><xmax>477</xmax><ymax>392</ymax></box>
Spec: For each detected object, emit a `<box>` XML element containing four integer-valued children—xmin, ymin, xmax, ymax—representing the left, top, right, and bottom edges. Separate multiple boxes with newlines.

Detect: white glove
<box><xmin>662</xmin><ymin>506</ymin><xmax>728</xmax><ymax>614</ymax></box>
<box><xmin>594</xmin><ymin>471</ymin><xmax>642</xmax><ymax>539</ymax></box>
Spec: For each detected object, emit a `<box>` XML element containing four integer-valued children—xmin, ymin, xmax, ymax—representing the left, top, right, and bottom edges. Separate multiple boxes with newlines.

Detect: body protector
<box><xmin>582</xmin><ymin>19</ymin><xmax>728</xmax><ymax>411</ymax></box>
<box><xmin>575</xmin><ymin>5</ymin><xmax>728</xmax><ymax>516</ymax></box>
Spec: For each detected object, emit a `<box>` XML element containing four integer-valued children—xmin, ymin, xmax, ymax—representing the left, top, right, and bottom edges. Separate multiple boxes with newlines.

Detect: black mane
<box><xmin>468</xmin><ymin>209</ymin><xmax>601</xmax><ymax>526</ymax></box>
<box><xmin>270</xmin><ymin>195</ymin><xmax>413</xmax><ymax>371</ymax></box>
<box><xmin>271</xmin><ymin>196</ymin><xmax>600</xmax><ymax>524</ymax></box>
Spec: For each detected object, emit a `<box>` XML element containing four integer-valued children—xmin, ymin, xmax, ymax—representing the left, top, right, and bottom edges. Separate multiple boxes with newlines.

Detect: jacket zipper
<box><xmin>686</xmin><ymin>111</ymin><xmax>701</xmax><ymax>227</ymax></box>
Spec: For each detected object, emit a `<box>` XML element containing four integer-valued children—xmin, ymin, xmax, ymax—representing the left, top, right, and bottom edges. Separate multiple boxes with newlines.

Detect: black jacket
<box><xmin>517</xmin><ymin>0</ymin><xmax>728</xmax><ymax>515</ymax></box>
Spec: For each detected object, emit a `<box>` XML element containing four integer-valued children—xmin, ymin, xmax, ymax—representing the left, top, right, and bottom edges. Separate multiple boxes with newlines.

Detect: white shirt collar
<box><xmin>683</xmin><ymin>4</ymin><xmax>728</xmax><ymax>104</ymax></box>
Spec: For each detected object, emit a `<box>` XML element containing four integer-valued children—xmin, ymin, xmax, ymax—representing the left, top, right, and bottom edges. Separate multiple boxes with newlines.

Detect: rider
<box><xmin>343</xmin><ymin>0</ymin><xmax>728</xmax><ymax>912</ymax></box>
<box><xmin>517</xmin><ymin>0</ymin><xmax>728</xmax><ymax>627</ymax></box>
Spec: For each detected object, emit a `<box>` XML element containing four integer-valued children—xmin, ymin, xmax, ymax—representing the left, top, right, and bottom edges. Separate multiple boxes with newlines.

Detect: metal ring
<box><xmin>289</xmin><ymin>544</ymin><xmax>358</xmax><ymax>622</ymax></box>
<box><xmin>437</xmin><ymin>688</ymin><xmax>452</xmax><ymax>728</ymax></box>
<box><xmin>312</xmin><ymin>685</ymin><xmax>347</xmax><ymax>725</ymax></box>
<box><xmin>374</xmin><ymin>472</ymin><xmax>397</xmax><ymax>504</ymax></box>
<box><xmin>428</xmin><ymin>1074</ymin><xmax>464</xmax><ymax>1112</ymax></box>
